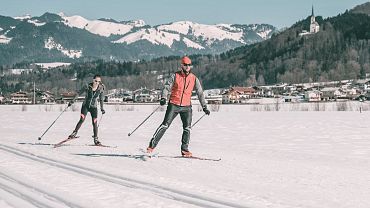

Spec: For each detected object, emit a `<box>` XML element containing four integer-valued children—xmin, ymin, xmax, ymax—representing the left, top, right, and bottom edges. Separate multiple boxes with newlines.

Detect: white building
<box><xmin>310</xmin><ymin>6</ymin><xmax>320</xmax><ymax>33</ymax></box>
<box><xmin>305</xmin><ymin>90</ymin><xmax>322</xmax><ymax>102</ymax></box>
<box><xmin>299</xmin><ymin>6</ymin><xmax>320</xmax><ymax>36</ymax></box>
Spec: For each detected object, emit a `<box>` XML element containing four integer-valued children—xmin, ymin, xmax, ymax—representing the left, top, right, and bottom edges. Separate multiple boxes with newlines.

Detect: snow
<box><xmin>0</xmin><ymin>27</ymin><xmax>3</xmax><ymax>32</ymax></box>
<box><xmin>9</xmin><ymin>68</ymin><xmax>33</xmax><ymax>75</ymax></box>
<box><xmin>114</xmin><ymin>28</ymin><xmax>181</xmax><ymax>47</ymax></box>
<box><xmin>257</xmin><ymin>29</ymin><xmax>272</xmax><ymax>39</ymax></box>
<box><xmin>0</xmin><ymin>35</ymin><xmax>12</xmax><ymax>44</ymax></box>
<box><xmin>35</xmin><ymin>62</ymin><xmax>71</xmax><ymax>69</ymax></box>
<box><xmin>158</xmin><ymin>21</ymin><xmax>245</xmax><ymax>45</ymax></box>
<box><xmin>14</xmin><ymin>15</ymin><xmax>31</xmax><ymax>20</ymax></box>
<box><xmin>115</xmin><ymin>21</ymin><xmax>245</xmax><ymax>47</ymax></box>
<box><xmin>59</xmin><ymin>13</ymin><xmax>136</xmax><ymax>37</ymax></box>
<box><xmin>182</xmin><ymin>37</ymin><xmax>205</xmax><ymax>49</ymax></box>
<box><xmin>27</xmin><ymin>19</ymin><xmax>46</xmax><ymax>26</ymax></box>
<box><xmin>1</xmin><ymin>104</ymin><xmax>370</xmax><ymax>208</ymax></box>
<box><xmin>45</xmin><ymin>37</ymin><xmax>82</xmax><ymax>58</ymax></box>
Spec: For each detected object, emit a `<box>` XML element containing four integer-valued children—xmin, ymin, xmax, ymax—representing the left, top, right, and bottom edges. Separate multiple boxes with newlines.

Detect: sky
<box><xmin>0</xmin><ymin>0</ymin><xmax>368</xmax><ymax>28</ymax></box>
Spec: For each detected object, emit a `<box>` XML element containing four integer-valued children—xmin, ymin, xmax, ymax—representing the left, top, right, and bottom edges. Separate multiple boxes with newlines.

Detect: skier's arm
<box><xmin>161</xmin><ymin>73</ymin><xmax>175</xmax><ymax>99</ymax></box>
<box><xmin>99</xmin><ymin>84</ymin><xmax>105</xmax><ymax>111</ymax></box>
<box><xmin>194</xmin><ymin>77</ymin><xmax>207</xmax><ymax>108</ymax></box>
<box><xmin>69</xmin><ymin>84</ymin><xmax>87</xmax><ymax>105</ymax></box>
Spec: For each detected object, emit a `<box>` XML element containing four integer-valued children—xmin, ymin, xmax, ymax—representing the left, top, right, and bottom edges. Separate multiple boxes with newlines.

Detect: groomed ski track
<box><xmin>0</xmin><ymin>144</ymin><xmax>249</xmax><ymax>208</ymax></box>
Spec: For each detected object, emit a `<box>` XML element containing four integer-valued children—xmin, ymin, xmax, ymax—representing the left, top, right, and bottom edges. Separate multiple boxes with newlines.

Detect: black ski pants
<box><xmin>149</xmin><ymin>103</ymin><xmax>192</xmax><ymax>151</ymax></box>
<box><xmin>73</xmin><ymin>104</ymin><xmax>98</xmax><ymax>137</ymax></box>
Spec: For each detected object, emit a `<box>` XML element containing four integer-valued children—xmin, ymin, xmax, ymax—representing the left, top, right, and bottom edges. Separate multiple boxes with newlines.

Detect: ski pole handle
<box><xmin>128</xmin><ymin>105</ymin><xmax>161</xmax><ymax>136</ymax></box>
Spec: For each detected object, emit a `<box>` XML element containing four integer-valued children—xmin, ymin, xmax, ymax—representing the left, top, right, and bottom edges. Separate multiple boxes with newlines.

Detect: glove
<box><xmin>101</xmin><ymin>109</ymin><xmax>106</xmax><ymax>114</ymax></box>
<box><xmin>203</xmin><ymin>106</ymin><xmax>210</xmax><ymax>115</ymax></box>
<box><xmin>159</xmin><ymin>98</ymin><xmax>166</xmax><ymax>106</ymax></box>
<box><xmin>68</xmin><ymin>100</ymin><xmax>74</xmax><ymax>107</ymax></box>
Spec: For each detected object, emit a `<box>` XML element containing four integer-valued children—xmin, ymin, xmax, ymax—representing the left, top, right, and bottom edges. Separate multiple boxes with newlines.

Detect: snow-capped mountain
<box><xmin>0</xmin><ymin>12</ymin><xmax>277</xmax><ymax>65</ymax></box>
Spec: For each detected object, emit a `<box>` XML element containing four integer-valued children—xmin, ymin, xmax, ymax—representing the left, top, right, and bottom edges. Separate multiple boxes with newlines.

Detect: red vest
<box><xmin>170</xmin><ymin>72</ymin><xmax>196</xmax><ymax>106</ymax></box>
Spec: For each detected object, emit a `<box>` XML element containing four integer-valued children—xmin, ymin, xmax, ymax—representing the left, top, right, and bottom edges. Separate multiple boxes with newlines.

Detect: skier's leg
<box><xmin>180</xmin><ymin>106</ymin><xmax>192</xmax><ymax>152</ymax></box>
<box><xmin>148</xmin><ymin>104</ymin><xmax>178</xmax><ymax>149</ymax></box>
<box><xmin>90</xmin><ymin>107</ymin><xmax>101</xmax><ymax>145</ymax></box>
<box><xmin>71</xmin><ymin>105</ymin><xmax>88</xmax><ymax>136</ymax></box>
<box><xmin>90</xmin><ymin>107</ymin><xmax>98</xmax><ymax>138</ymax></box>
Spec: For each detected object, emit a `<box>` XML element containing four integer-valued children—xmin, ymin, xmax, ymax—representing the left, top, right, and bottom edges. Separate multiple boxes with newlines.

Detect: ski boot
<box><xmin>181</xmin><ymin>150</ymin><xmax>192</xmax><ymax>157</ymax></box>
<box><xmin>68</xmin><ymin>131</ymin><xmax>78</xmax><ymax>139</ymax></box>
<box><xmin>93</xmin><ymin>136</ymin><xmax>101</xmax><ymax>146</ymax></box>
<box><xmin>146</xmin><ymin>147</ymin><xmax>154</xmax><ymax>153</ymax></box>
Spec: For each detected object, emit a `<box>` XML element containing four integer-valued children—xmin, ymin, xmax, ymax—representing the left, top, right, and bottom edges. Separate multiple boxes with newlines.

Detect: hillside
<box><xmin>0</xmin><ymin>12</ymin><xmax>276</xmax><ymax>65</ymax></box>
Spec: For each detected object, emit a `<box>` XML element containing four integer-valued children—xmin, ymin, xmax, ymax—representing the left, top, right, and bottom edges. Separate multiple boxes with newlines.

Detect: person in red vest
<box><xmin>147</xmin><ymin>56</ymin><xmax>210</xmax><ymax>157</ymax></box>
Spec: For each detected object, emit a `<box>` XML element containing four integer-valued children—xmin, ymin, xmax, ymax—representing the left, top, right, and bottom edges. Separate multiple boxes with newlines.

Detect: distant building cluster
<box><xmin>2</xmin><ymin>79</ymin><xmax>370</xmax><ymax>105</ymax></box>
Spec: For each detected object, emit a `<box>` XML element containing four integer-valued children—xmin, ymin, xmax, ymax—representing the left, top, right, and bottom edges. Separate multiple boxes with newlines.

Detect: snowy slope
<box><xmin>0</xmin><ymin>12</ymin><xmax>277</xmax><ymax>65</ymax></box>
<box><xmin>60</xmin><ymin>13</ymin><xmax>143</xmax><ymax>37</ymax></box>
<box><xmin>158</xmin><ymin>21</ymin><xmax>245</xmax><ymax>45</ymax></box>
<box><xmin>35</xmin><ymin>62</ymin><xmax>71</xmax><ymax>69</ymax></box>
<box><xmin>114</xmin><ymin>28</ymin><xmax>181</xmax><ymax>47</ymax></box>
<box><xmin>0</xmin><ymin>35</ymin><xmax>12</xmax><ymax>44</ymax></box>
<box><xmin>1</xmin><ymin>104</ymin><xmax>370</xmax><ymax>208</ymax></box>
<box><xmin>114</xmin><ymin>21</ymin><xmax>249</xmax><ymax>48</ymax></box>
<box><xmin>44</xmin><ymin>37</ymin><xmax>82</xmax><ymax>58</ymax></box>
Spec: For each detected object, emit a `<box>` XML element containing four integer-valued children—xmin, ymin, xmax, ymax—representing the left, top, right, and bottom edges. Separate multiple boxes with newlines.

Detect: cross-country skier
<box><xmin>147</xmin><ymin>56</ymin><xmax>210</xmax><ymax>157</ymax></box>
<box><xmin>67</xmin><ymin>74</ymin><xmax>106</xmax><ymax>145</ymax></box>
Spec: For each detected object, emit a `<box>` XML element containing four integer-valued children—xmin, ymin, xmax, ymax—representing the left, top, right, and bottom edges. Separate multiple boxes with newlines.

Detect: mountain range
<box><xmin>0</xmin><ymin>12</ymin><xmax>277</xmax><ymax>65</ymax></box>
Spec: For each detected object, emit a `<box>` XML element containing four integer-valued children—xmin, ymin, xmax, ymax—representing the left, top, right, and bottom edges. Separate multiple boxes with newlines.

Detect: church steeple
<box><xmin>299</xmin><ymin>5</ymin><xmax>320</xmax><ymax>36</ymax></box>
<box><xmin>312</xmin><ymin>5</ymin><xmax>314</xmax><ymax>16</ymax></box>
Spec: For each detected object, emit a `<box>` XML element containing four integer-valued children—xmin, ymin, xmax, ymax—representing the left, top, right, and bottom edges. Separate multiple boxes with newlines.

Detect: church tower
<box><xmin>310</xmin><ymin>6</ymin><xmax>320</xmax><ymax>33</ymax></box>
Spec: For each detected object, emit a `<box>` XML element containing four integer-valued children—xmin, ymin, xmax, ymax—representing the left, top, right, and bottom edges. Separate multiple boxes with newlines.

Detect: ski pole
<box><xmin>191</xmin><ymin>113</ymin><xmax>207</xmax><ymax>128</ymax></box>
<box><xmin>128</xmin><ymin>105</ymin><xmax>161</xmax><ymax>136</ymax></box>
<box><xmin>38</xmin><ymin>105</ymin><xmax>69</xmax><ymax>140</ymax></box>
<box><xmin>98</xmin><ymin>114</ymin><xmax>104</xmax><ymax>128</ymax></box>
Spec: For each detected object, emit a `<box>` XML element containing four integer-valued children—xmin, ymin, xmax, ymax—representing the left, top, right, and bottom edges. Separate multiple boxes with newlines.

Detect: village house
<box><xmin>336</xmin><ymin>88</ymin><xmax>358</xmax><ymax>100</ymax></box>
<box><xmin>201</xmin><ymin>89</ymin><xmax>223</xmax><ymax>104</ymax></box>
<box><xmin>57</xmin><ymin>92</ymin><xmax>84</xmax><ymax>104</ymax></box>
<box><xmin>222</xmin><ymin>90</ymin><xmax>240</xmax><ymax>104</ymax></box>
<box><xmin>321</xmin><ymin>87</ymin><xmax>342</xmax><ymax>101</ymax></box>
<box><xmin>106</xmin><ymin>89</ymin><xmax>133</xmax><ymax>103</ymax></box>
<box><xmin>37</xmin><ymin>91</ymin><xmax>55</xmax><ymax>104</ymax></box>
<box><xmin>10</xmin><ymin>91</ymin><xmax>32</xmax><ymax>104</ymax></box>
<box><xmin>222</xmin><ymin>87</ymin><xmax>258</xmax><ymax>103</ymax></box>
<box><xmin>133</xmin><ymin>88</ymin><xmax>160</xmax><ymax>103</ymax></box>
<box><xmin>0</xmin><ymin>94</ymin><xmax>5</xmax><ymax>104</ymax></box>
<box><xmin>304</xmin><ymin>90</ymin><xmax>322</xmax><ymax>102</ymax></box>
<box><xmin>282</xmin><ymin>95</ymin><xmax>304</xmax><ymax>103</ymax></box>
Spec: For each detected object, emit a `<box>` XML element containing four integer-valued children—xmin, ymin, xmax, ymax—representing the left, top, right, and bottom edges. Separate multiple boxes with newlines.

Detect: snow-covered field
<box><xmin>1</xmin><ymin>104</ymin><xmax>370</xmax><ymax>208</ymax></box>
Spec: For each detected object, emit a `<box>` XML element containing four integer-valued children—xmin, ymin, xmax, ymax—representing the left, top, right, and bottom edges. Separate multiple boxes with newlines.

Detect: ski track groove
<box><xmin>0</xmin><ymin>171</ymin><xmax>84</xmax><ymax>208</ymax></box>
<box><xmin>0</xmin><ymin>144</ymin><xmax>250</xmax><ymax>208</ymax></box>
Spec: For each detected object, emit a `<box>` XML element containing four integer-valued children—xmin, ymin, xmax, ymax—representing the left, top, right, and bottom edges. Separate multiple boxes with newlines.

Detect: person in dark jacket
<box><xmin>68</xmin><ymin>74</ymin><xmax>106</xmax><ymax>145</ymax></box>
<box><xmin>147</xmin><ymin>56</ymin><xmax>210</xmax><ymax>157</ymax></box>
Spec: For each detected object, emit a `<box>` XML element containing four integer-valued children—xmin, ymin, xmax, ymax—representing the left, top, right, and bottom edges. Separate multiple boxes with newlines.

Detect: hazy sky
<box><xmin>0</xmin><ymin>0</ymin><xmax>368</xmax><ymax>28</ymax></box>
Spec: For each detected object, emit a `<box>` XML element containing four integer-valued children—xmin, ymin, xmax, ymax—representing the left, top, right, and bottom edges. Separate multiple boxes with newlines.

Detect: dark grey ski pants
<box><xmin>73</xmin><ymin>104</ymin><xmax>98</xmax><ymax>137</ymax></box>
<box><xmin>149</xmin><ymin>103</ymin><xmax>192</xmax><ymax>151</ymax></box>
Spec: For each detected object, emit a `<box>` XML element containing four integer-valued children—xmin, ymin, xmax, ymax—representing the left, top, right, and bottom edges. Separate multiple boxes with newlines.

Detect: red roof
<box><xmin>231</xmin><ymin>87</ymin><xmax>256</xmax><ymax>94</ymax></box>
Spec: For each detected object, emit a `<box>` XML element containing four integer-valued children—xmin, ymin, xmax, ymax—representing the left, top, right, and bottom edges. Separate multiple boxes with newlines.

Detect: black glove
<box><xmin>203</xmin><ymin>106</ymin><xmax>210</xmax><ymax>115</ymax></box>
<box><xmin>101</xmin><ymin>109</ymin><xmax>106</xmax><ymax>114</ymax></box>
<box><xmin>68</xmin><ymin>100</ymin><xmax>74</xmax><ymax>107</ymax></box>
<box><xmin>159</xmin><ymin>98</ymin><xmax>166</xmax><ymax>106</ymax></box>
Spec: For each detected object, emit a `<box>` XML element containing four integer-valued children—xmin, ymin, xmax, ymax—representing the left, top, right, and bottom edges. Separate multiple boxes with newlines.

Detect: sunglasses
<box><xmin>183</xmin><ymin>64</ymin><xmax>192</xmax><ymax>67</ymax></box>
<box><xmin>94</xmin><ymin>80</ymin><xmax>101</xmax><ymax>83</ymax></box>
